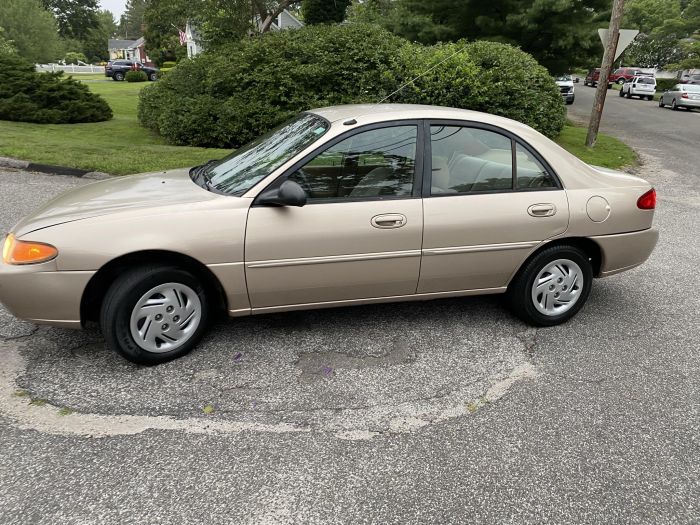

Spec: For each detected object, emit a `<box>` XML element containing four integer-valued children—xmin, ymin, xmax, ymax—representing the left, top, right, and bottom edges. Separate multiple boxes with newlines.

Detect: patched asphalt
<box><xmin>0</xmin><ymin>95</ymin><xmax>698</xmax><ymax>523</ymax></box>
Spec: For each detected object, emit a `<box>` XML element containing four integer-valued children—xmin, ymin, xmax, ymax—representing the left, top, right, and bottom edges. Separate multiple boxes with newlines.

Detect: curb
<box><xmin>0</xmin><ymin>157</ymin><xmax>111</xmax><ymax>180</ymax></box>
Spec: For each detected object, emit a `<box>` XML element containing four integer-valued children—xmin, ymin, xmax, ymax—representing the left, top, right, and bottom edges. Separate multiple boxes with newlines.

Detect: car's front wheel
<box><xmin>100</xmin><ymin>266</ymin><xmax>210</xmax><ymax>365</ymax></box>
<box><xmin>149</xmin><ymin>72</ymin><xmax>157</xmax><ymax>81</ymax></box>
<box><xmin>506</xmin><ymin>245</ymin><xmax>593</xmax><ymax>327</ymax></box>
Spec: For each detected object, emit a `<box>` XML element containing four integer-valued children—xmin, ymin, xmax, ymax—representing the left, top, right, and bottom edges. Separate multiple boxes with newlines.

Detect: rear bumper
<box><xmin>592</xmin><ymin>228</ymin><xmax>659</xmax><ymax>277</ymax></box>
<box><xmin>0</xmin><ymin>261</ymin><xmax>93</xmax><ymax>328</ymax></box>
<box><xmin>679</xmin><ymin>99</ymin><xmax>700</xmax><ymax>108</ymax></box>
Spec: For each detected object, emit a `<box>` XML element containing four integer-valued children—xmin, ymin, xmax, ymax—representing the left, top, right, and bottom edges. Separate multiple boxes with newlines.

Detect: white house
<box><xmin>185</xmin><ymin>10</ymin><xmax>304</xmax><ymax>59</ymax></box>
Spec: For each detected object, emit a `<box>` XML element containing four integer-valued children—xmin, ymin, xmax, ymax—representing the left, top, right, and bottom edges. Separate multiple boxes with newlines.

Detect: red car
<box><xmin>611</xmin><ymin>67</ymin><xmax>648</xmax><ymax>84</ymax></box>
<box><xmin>584</xmin><ymin>68</ymin><xmax>614</xmax><ymax>88</ymax></box>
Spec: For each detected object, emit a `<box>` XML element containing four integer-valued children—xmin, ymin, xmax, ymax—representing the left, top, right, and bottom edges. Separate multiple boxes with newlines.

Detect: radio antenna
<box><xmin>374</xmin><ymin>44</ymin><xmax>468</xmax><ymax>106</ymax></box>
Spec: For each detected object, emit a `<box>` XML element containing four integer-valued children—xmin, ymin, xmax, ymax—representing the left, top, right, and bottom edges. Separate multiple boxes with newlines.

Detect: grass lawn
<box><xmin>555</xmin><ymin>121</ymin><xmax>637</xmax><ymax>169</ymax></box>
<box><xmin>0</xmin><ymin>81</ymin><xmax>229</xmax><ymax>175</ymax></box>
<box><xmin>0</xmin><ymin>78</ymin><xmax>636</xmax><ymax>175</ymax></box>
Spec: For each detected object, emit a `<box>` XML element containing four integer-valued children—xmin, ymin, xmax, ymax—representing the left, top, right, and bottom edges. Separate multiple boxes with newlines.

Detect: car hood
<box><xmin>13</xmin><ymin>168</ymin><xmax>220</xmax><ymax>237</ymax></box>
<box><xmin>556</xmin><ymin>80</ymin><xmax>574</xmax><ymax>87</ymax></box>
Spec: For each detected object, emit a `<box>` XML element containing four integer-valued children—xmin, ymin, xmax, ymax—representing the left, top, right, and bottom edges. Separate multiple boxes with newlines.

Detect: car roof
<box><xmin>309</xmin><ymin>103</ymin><xmax>533</xmax><ymax>131</ymax></box>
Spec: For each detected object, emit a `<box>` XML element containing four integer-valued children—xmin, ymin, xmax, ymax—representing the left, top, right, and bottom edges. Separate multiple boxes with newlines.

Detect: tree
<box><xmin>82</xmin><ymin>10</ymin><xmax>117</xmax><ymax>62</ymax></box>
<box><xmin>302</xmin><ymin>0</ymin><xmax>351</xmax><ymax>24</ymax></box>
<box><xmin>118</xmin><ymin>0</ymin><xmax>147</xmax><ymax>39</ymax></box>
<box><xmin>0</xmin><ymin>0</ymin><xmax>63</xmax><ymax>63</ymax></box>
<box><xmin>353</xmin><ymin>0</ymin><xmax>613</xmax><ymax>73</ymax></box>
<box><xmin>41</xmin><ymin>0</ymin><xmax>99</xmax><ymax>40</ymax></box>
<box><xmin>0</xmin><ymin>27</ymin><xmax>16</xmax><ymax>56</ymax></box>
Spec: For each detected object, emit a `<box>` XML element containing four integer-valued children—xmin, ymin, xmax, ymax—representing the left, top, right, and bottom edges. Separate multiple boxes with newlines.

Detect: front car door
<box><xmin>245</xmin><ymin>122</ymin><xmax>424</xmax><ymax>310</ymax></box>
<box><xmin>418</xmin><ymin>121</ymin><xmax>569</xmax><ymax>294</ymax></box>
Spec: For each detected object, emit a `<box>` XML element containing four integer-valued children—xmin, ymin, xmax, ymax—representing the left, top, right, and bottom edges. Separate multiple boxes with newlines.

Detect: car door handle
<box><xmin>527</xmin><ymin>204</ymin><xmax>557</xmax><ymax>217</ymax></box>
<box><xmin>371</xmin><ymin>214</ymin><xmax>407</xmax><ymax>229</ymax></box>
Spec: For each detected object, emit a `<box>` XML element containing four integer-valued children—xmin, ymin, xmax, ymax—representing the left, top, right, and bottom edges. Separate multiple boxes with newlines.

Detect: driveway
<box><xmin>0</xmin><ymin>92</ymin><xmax>698</xmax><ymax>523</ymax></box>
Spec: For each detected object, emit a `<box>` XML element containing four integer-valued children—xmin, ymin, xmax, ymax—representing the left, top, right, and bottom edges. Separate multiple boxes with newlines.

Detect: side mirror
<box><xmin>257</xmin><ymin>179</ymin><xmax>307</xmax><ymax>207</ymax></box>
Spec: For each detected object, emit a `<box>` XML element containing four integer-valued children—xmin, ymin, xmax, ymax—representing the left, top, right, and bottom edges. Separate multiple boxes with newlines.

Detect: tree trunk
<box><xmin>258</xmin><ymin>0</ymin><xmax>301</xmax><ymax>33</ymax></box>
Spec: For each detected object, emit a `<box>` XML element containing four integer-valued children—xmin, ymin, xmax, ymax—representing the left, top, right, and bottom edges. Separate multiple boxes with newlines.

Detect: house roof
<box><xmin>108</xmin><ymin>38</ymin><xmax>144</xmax><ymax>50</ymax></box>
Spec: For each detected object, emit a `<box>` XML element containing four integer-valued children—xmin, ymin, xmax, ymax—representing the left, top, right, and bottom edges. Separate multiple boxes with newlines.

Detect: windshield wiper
<box><xmin>189</xmin><ymin>159</ymin><xmax>218</xmax><ymax>190</ymax></box>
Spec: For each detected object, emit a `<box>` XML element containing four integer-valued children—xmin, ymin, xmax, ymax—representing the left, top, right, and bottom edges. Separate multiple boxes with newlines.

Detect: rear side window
<box><xmin>429</xmin><ymin>125</ymin><xmax>558</xmax><ymax>195</ymax></box>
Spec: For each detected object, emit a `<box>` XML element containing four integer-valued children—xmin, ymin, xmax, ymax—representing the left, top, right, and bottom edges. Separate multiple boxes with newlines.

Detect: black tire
<box><xmin>100</xmin><ymin>265</ymin><xmax>210</xmax><ymax>365</ymax></box>
<box><xmin>506</xmin><ymin>245</ymin><xmax>593</xmax><ymax>327</ymax></box>
<box><xmin>647</xmin><ymin>95</ymin><xmax>653</xmax><ymax>101</ymax></box>
<box><xmin>113</xmin><ymin>72</ymin><xmax>124</xmax><ymax>81</ymax></box>
<box><xmin>659</xmin><ymin>98</ymin><xmax>664</xmax><ymax>107</ymax></box>
<box><xmin>149</xmin><ymin>72</ymin><xmax>157</xmax><ymax>81</ymax></box>
<box><xmin>672</xmin><ymin>99</ymin><xmax>678</xmax><ymax>110</ymax></box>
<box><xmin>619</xmin><ymin>88</ymin><xmax>624</xmax><ymax>97</ymax></box>
<box><xmin>617</xmin><ymin>78</ymin><xmax>625</xmax><ymax>84</ymax></box>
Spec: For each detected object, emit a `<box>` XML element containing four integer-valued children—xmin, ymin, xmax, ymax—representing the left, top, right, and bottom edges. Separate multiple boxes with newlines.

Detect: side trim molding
<box><xmin>422</xmin><ymin>241</ymin><xmax>539</xmax><ymax>257</ymax></box>
<box><xmin>247</xmin><ymin>250</ymin><xmax>421</xmax><ymax>269</ymax></box>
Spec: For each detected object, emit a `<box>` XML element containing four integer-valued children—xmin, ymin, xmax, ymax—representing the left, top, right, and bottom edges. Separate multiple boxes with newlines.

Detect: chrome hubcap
<box><xmin>531</xmin><ymin>259</ymin><xmax>583</xmax><ymax>316</ymax></box>
<box><xmin>129</xmin><ymin>283</ymin><xmax>202</xmax><ymax>353</ymax></box>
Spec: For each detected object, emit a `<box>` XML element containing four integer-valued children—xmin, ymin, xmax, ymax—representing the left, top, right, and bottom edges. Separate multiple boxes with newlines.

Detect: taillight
<box><xmin>637</xmin><ymin>188</ymin><xmax>656</xmax><ymax>210</ymax></box>
<box><xmin>681</xmin><ymin>93</ymin><xmax>688</xmax><ymax>99</ymax></box>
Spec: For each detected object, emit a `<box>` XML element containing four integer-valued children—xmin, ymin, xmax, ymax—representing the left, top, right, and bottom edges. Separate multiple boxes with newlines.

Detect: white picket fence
<box><xmin>36</xmin><ymin>64</ymin><xmax>104</xmax><ymax>74</ymax></box>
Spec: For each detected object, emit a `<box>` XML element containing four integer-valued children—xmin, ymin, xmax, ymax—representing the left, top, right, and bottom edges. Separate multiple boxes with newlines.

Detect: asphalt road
<box><xmin>0</xmin><ymin>95</ymin><xmax>698</xmax><ymax>523</ymax></box>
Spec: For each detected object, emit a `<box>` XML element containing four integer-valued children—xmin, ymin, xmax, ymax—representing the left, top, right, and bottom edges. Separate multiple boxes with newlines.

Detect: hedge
<box><xmin>655</xmin><ymin>78</ymin><xmax>678</xmax><ymax>92</ymax></box>
<box><xmin>126</xmin><ymin>70</ymin><xmax>148</xmax><ymax>82</ymax></box>
<box><xmin>0</xmin><ymin>53</ymin><xmax>112</xmax><ymax>124</ymax></box>
<box><xmin>139</xmin><ymin>24</ymin><xmax>565</xmax><ymax>148</ymax></box>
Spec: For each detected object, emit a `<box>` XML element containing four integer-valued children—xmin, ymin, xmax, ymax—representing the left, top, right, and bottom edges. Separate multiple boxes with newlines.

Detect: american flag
<box><xmin>179</xmin><ymin>29</ymin><xmax>187</xmax><ymax>45</ymax></box>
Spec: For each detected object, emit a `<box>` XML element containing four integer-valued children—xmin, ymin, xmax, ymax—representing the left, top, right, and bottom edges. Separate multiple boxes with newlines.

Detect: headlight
<box><xmin>2</xmin><ymin>233</ymin><xmax>58</xmax><ymax>265</ymax></box>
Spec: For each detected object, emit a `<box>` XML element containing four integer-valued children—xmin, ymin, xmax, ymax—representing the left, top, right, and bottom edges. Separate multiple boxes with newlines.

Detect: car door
<box><xmin>418</xmin><ymin>122</ymin><xmax>569</xmax><ymax>294</ymax></box>
<box><xmin>245</xmin><ymin>122</ymin><xmax>424</xmax><ymax>309</ymax></box>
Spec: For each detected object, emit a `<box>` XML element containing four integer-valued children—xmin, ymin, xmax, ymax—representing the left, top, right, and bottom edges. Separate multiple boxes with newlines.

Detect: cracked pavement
<box><xmin>1</xmin><ymin>89</ymin><xmax>699</xmax><ymax>524</ymax></box>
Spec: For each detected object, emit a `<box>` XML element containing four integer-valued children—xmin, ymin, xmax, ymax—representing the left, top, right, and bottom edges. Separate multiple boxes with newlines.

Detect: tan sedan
<box><xmin>0</xmin><ymin>105</ymin><xmax>658</xmax><ymax>365</ymax></box>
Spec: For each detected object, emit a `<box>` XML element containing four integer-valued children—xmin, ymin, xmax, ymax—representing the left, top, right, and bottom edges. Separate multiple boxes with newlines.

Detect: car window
<box><xmin>207</xmin><ymin>113</ymin><xmax>330</xmax><ymax>195</ymax></box>
<box><xmin>637</xmin><ymin>77</ymin><xmax>655</xmax><ymax>84</ymax></box>
<box><xmin>515</xmin><ymin>144</ymin><xmax>557</xmax><ymax>189</ymax></box>
<box><xmin>430</xmin><ymin>126</ymin><xmax>513</xmax><ymax>195</ymax></box>
<box><xmin>287</xmin><ymin>126</ymin><xmax>417</xmax><ymax>200</ymax></box>
<box><xmin>684</xmin><ymin>84</ymin><xmax>700</xmax><ymax>92</ymax></box>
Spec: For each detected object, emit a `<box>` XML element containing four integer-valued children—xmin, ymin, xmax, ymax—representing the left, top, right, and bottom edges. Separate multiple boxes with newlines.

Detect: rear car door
<box><xmin>418</xmin><ymin>122</ymin><xmax>569</xmax><ymax>293</ymax></box>
<box><xmin>245</xmin><ymin>122</ymin><xmax>424</xmax><ymax>309</ymax></box>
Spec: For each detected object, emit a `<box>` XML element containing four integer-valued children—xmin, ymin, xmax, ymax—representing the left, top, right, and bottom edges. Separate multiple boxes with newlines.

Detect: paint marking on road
<box><xmin>0</xmin><ymin>340</ymin><xmax>538</xmax><ymax>440</ymax></box>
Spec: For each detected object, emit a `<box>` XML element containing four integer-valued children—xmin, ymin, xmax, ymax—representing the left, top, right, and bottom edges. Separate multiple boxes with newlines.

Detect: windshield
<box><xmin>555</xmin><ymin>75</ymin><xmax>572</xmax><ymax>81</ymax></box>
<box><xmin>204</xmin><ymin>114</ymin><xmax>330</xmax><ymax>195</ymax></box>
<box><xmin>684</xmin><ymin>84</ymin><xmax>700</xmax><ymax>92</ymax></box>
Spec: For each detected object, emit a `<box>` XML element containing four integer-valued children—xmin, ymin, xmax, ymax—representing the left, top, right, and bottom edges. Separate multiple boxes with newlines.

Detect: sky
<box><xmin>100</xmin><ymin>0</ymin><xmax>126</xmax><ymax>19</ymax></box>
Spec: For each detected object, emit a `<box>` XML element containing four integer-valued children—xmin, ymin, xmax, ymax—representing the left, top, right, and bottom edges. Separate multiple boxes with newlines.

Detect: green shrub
<box><xmin>139</xmin><ymin>24</ymin><xmax>564</xmax><ymax>147</ymax></box>
<box><xmin>64</xmin><ymin>51</ymin><xmax>88</xmax><ymax>64</ymax></box>
<box><xmin>655</xmin><ymin>78</ymin><xmax>677</xmax><ymax>92</ymax></box>
<box><xmin>157</xmin><ymin>67</ymin><xmax>173</xmax><ymax>79</ymax></box>
<box><xmin>0</xmin><ymin>53</ymin><xmax>112</xmax><ymax>124</ymax></box>
<box><xmin>162</xmin><ymin>61</ymin><xmax>177</xmax><ymax>69</ymax></box>
<box><xmin>125</xmin><ymin>70</ymin><xmax>148</xmax><ymax>82</ymax></box>
<box><xmin>394</xmin><ymin>41</ymin><xmax>566</xmax><ymax>139</ymax></box>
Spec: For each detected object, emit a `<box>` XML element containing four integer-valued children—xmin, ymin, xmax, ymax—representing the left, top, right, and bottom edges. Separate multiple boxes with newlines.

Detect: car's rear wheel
<box><xmin>672</xmin><ymin>99</ymin><xmax>678</xmax><ymax>110</ymax></box>
<box><xmin>113</xmin><ymin>72</ymin><xmax>124</xmax><ymax>81</ymax></box>
<box><xmin>100</xmin><ymin>266</ymin><xmax>210</xmax><ymax>365</ymax></box>
<box><xmin>149</xmin><ymin>72</ymin><xmax>157</xmax><ymax>81</ymax></box>
<box><xmin>506</xmin><ymin>245</ymin><xmax>593</xmax><ymax>327</ymax></box>
<box><xmin>659</xmin><ymin>98</ymin><xmax>664</xmax><ymax>107</ymax></box>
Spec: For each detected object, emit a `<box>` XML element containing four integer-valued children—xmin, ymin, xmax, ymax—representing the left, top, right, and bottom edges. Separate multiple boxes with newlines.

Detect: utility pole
<box><xmin>586</xmin><ymin>0</ymin><xmax>626</xmax><ymax>148</ymax></box>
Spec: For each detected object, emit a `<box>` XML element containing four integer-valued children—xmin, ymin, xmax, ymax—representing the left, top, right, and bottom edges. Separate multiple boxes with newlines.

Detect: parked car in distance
<box><xmin>0</xmin><ymin>104</ymin><xmax>659</xmax><ymax>365</ymax></box>
<box><xmin>620</xmin><ymin>76</ymin><xmax>656</xmax><ymax>100</ymax></box>
<box><xmin>554</xmin><ymin>74</ymin><xmax>575</xmax><ymax>105</ymax></box>
<box><xmin>658</xmin><ymin>83</ymin><xmax>700</xmax><ymax>110</ymax></box>
<box><xmin>611</xmin><ymin>67</ymin><xmax>649</xmax><ymax>84</ymax></box>
<box><xmin>584</xmin><ymin>68</ymin><xmax>613</xmax><ymax>88</ymax></box>
<box><xmin>105</xmin><ymin>60</ymin><xmax>159</xmax><ymax>81</ymax></box>
<box><xmin>680</xmin><ymin>73</ymin><xmax>700</xmax><ymax>85</ymax></box>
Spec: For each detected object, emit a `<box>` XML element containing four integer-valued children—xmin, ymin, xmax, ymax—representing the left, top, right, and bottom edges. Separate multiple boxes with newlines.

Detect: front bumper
<box><xmin>592</xmin><ymin>228</ymin><xmax>659</xmax><ymax>277</ymax></box>
<box><xmin>0</xmin><ymin>259</ymin><xmax>93</xmax><ymax>328</ymax></box>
